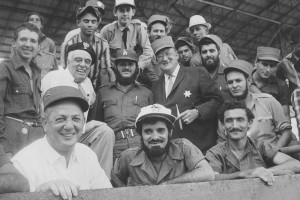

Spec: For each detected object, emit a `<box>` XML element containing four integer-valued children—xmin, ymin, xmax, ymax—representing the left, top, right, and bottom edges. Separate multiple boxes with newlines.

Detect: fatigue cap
<box><xmin>43</xmin><ymin>86</ymin><xmax>89</xmax><ymax>112</ymax></box>
<box><xmin>174</xmin><ymin>37</ymin><xmax>195</xmax><ymax>51</ymax></box>
<box><xmin>198</xmin><ymin>34</ymin><xmax>222</xmax><ymax>50</ymax></box>
<box><xmin>85</xmin><ymin>0</ymin><xmax>105</xmax><ymax>16</ymax></box>
<box><xmin>76</xmin><ymin>5</ymin><xmax>100</xmax><ymax>21</ymax></box>
<box><xmin>256</xmin><ymin>46</ymin><xmax>280</xmax><ymax>63</ymax></box>
<box><xmin>66</xmin><ymin>42</ymin><xmax>96</xmax><ymax>65</ymax></box>
<box><xmin>187</xmin><ymin>15</ymin><xmax>211</xmax><ymax>33</ymax></box>
<box><xmin>224</xmin><ymin>59</ymin><xmax>253</xmax><ymax>76</ymax></box>
<box><xmin>148</xmin><ymin>14</ymin><xmax>168</xmax><ymax>28</ymax></box>
<box><xmin>135</xmin><ymin>104</ymin><xmax>176</xmax><ymax>128</ymax></box>
<box><xmin>151</xmin><ymin>36</ymin><xmax>174</xmax><ymax>55</ymax></box>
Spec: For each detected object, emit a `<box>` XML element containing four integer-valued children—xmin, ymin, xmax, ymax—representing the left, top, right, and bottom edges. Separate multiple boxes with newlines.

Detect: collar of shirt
<box><xmin>11</xmin><ymin>55</ymin><xmax>40</xmax><ymax>72</ymax></box>
<box><xmin>42</xmin><ymin>136</ymin><xmax>78</xmax><ymax>166</ymax></box>
<box><xmin>164</xmin><ymin>64</ymin><xmax>180</xmax><ymax>83</ymax></box>
<box><xmin>117</xmin><ymin>21</ymin><xmax>133</xmax><ymax>32</ymax></box>
<box><xmin>223</xmin><ymin>137</ymin><xmax>254</xmax><ymax>169</ymax></box>
<box><xmin>77</xmin><ymin>32</ymin><xmax>100</xmax><ymax>44</ymax></box>
<box><xmin>251</xmin><ymin>71</ymin><xmax>277</xmax><ymax>85</ymax></box>
<box><xmin>129</xmin><ymin>140</ymin><xmax>184</xmax><ymax>182</ymax></box>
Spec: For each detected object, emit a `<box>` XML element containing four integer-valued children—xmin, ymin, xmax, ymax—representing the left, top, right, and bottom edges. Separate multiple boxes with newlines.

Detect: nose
<box><xmin>64</xmin><ymin>119</ymin><xmax>74</xmax><ymax>130</ymax></box>
<box><xmin>232</xmin><ymin>120</ymin><xmax>239</xmax><ymax>128</ymax></box>
<box><xmin>232</xmin><ymin>81</ymin><xmax>238</xmax><ymax>88</ymax></box>
<box><xmin>152</xmin><ymin>131</ymin><xmax>160</xmax><ymax>140</ymax></box>
<box><xmin>265</xmin><ymin>65</ymin><xmax>271</xmax><ymax>72</ymax></box>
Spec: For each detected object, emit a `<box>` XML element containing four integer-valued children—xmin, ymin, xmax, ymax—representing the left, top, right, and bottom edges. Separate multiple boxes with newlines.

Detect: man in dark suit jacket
<box><xmin>151</xmin><ymin>36</ymin><xmax>223</xmax><ymax>153</ymax></box>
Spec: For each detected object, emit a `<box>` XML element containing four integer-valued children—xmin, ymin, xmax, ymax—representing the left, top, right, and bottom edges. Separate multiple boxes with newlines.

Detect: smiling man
<box><xmin>207</xmin><ymin>101</ymin><xmax>300</xmax><ymax>186</ymax></box>
<box><xmin>151</xmin><ymin>36</ymin><xmax>223</xmax><ymax>153</ymax></box>
<box><xmin>89</xmin><ymin>49</ymin><xmax>153</xmax><ymax>161</ymax></box>
<box><xmin>0</xmin><ymin>23</ymin><xmax>44</xmax><ymax>155</ymax></box>
<box><xmin>114</xmin><ymin>104</ymin><xmax>214</xmax><ymax>186</ymax></box>
<box><xmin>42</xmin><ymin>42</ymin><xmax>115</xmax><ymax>179</ymax></box>
<box><xmin>12</xmin><ymin>86</ymin><xmax>112</xmax><ymax>200</ymax></box>
<box><xmin>61</xmin><ymin>3</ymin><xmax>114</xmax><ymax>90</ymax></box>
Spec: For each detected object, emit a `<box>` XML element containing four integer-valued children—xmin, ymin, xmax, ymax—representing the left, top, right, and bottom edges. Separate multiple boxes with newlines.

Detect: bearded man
<box><xmin>89</xmin><ymin>49</ymin><xmax>153</xmax><ymax>161</ymax></box>
<box><xmin>113</xmin><ymin>104</ymin><xmax>214</xmax><ymax>186</ymax></box>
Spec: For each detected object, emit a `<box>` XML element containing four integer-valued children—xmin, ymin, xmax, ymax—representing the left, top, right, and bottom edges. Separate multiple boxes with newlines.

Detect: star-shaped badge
<box><xmin>184</xmin><ymin>90</ymin><xmax>192</xmax><ymax>98</ymax></box>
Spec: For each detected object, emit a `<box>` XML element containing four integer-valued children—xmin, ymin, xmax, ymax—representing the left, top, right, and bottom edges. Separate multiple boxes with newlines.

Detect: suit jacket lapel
<box><xmin>169</xmin><ymin>66</ymin><xmax>186</xmax><ymax>96</ymax></box>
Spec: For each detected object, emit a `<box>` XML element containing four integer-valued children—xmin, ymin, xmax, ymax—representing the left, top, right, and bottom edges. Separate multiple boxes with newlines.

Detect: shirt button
<box><xmin>16</xmin><ymin>90</ymin><xmax>19</xmax><ymax>93</ymax></box>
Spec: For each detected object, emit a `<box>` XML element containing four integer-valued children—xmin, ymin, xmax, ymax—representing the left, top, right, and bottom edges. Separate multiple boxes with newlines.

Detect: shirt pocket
<box><xmin>103</xmin><ymin>99</ymin><xmax>118</xmax><ymax>121</ymax></box>
<box><xmin>10</xmin><ymin>86</ymin><xmax>30</xmax><ymax>108</ymax></box>
<box><xmin>127</xmin><ymin>97</ymin><xmax>148</xmax><ymax>117</ymax></box>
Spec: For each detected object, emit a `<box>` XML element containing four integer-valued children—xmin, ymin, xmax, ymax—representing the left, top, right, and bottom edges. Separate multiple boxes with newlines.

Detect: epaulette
<box><xmin>105</xmin><ymin>21</ymin><xmax>118</xmax><ymax>31</ymax></box>
<box><xmin>94</xmin><ymin>34</ymin><xmax>108</xmax><ymax>43</ymax></box>
<box><xmin>131</xmin><ymin>19</ymin><xmax>141</xmax><ymax>25</ymax></box>
<box><xmin>39</xmin><ymin>50</ymin><xmax>56</xmax><ymax>57</ymax></box>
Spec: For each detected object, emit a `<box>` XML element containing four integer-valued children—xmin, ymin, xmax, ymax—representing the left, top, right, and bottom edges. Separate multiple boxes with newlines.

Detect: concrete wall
<box><xmin>1</xmin><ymin>174</ymin><xmax>300</xmax><ymax>200</ymax></box>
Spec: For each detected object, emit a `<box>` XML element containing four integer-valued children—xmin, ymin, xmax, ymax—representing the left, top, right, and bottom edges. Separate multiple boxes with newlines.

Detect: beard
<box><xmin>141</xmin><ymin>138</ymin><xmax>171</xmax><ymax>158</ymax></box>
<box><xmin>229</xmin><ymin>84</ymin><xmax>249</xmax><ymax>101</ymax></box>
<box><xmin>115</xmin><ymin>67</ymin><xmax>139</xmax><ymax>86</ymax></box>
<box><xmin>202</xmin><ymin>56</ymin><xmax>220</xmax><ymax>73</ymax></box>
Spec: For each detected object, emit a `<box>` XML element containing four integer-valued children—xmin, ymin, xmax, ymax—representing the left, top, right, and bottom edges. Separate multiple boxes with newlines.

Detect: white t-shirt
<box><xmin>12</xmin><ymin>137</ymin><xmax>112</xmax><ymax>192</ymax></box>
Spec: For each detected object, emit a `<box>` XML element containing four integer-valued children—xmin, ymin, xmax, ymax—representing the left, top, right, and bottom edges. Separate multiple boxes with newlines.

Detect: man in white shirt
<box><xmin>12</xmin><ymin>86</ymin><xmax>112</xmax><ymax>200</ymax></box>
<box><xmin>42</xmin><ymin>42</ymin><xmax>115</xmax><ymax>179</ymax></box>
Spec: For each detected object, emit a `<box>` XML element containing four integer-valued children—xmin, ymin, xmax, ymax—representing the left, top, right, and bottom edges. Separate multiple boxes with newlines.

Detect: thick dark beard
<box><xmin>229</xmin><ymin>85</ymin><xmax>249</xmax><ymax>101</ymax></box>
<box><xmin>115</xmin><ymin>68</ymin><xmax>139</xmax><ymax>86</ymax></box>
<box><xmin>180</xmin><ymin>59</ymin><xmax>190</xmax><ymax>67</ymax></box>
<box><xmin>202</xmin><ymin>56</ymin><xmax>220</xmax><ymax>73</ymax></box>
<box><xmin>141</xmin><ymin>139</ymin><xmax>171</xmax><ymax>158</ymax></box>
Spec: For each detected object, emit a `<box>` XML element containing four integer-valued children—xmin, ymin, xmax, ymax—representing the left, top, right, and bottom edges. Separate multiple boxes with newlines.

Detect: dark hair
<box><xmin>136</xmin><ymin>117</ymin><xmax>173</xmax><ymax>135</ymax></box>
<box><xmin>25</xmin><ymin>11</ymin><xmax>43</xmax><ymax>24</ymax></box>
<box><xmin>224</xmin><ymin>68</ymin><xmax>249</xmax><ymax>81</ymax></box>
<box><xmin>13</xmin><ymin>23</ymin><xmax>40</xmax><ymax>43</ymax></box>
<box><xmin>198</xmin><ymin>37</ymin><xmax>220</xmax><ymax>53</ymax></box>
<box><xmin>175</xmin><ymin>41</ymin><xmax>194</xmax><ymax>52</ymax></box>
<box><xmin>218</xmin><ymin>100</ymin><xmax>254</xmax><ymax>123</ymax></box>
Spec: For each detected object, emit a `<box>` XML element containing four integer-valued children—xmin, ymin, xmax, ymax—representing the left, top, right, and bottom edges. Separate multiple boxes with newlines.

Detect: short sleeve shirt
<box><xmin>206</xmin><ymin>138</ymin><xmax>278</xmax><ymax>174</ymax></box>
<box><xmin>114</xmin><ymin>138</ymin><xmax>205</xmax><ymax>186</ymax></box>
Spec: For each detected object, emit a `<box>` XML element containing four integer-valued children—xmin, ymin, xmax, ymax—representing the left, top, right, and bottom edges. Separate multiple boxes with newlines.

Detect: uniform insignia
<box><xmin>150</xmin><ymin>104</ymin><xmax>161</xmax><ymax>112</ymax></box>
<box><xmin>83</xmin><ymin>42</ymin><xmax>89</xmax><ymax>49</ymax></box>
<box><xmin>123</xmin><ymin>50</ymin><xmax>128</xmax><ymax>55</ymax></box>
<box><xmin>184</xmin><ymin>90</ymin><xmax>192</xmax><ymax>98</ymax></box>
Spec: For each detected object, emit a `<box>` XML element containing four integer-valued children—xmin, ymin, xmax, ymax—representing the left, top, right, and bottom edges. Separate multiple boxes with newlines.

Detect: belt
<box><xmin>115</xmin><ymin>128</ymin><xmax>138</xmax><ymax>140</ymax></box>
<box><xmin>5</xmin><ymin>116</ymin><xmax>42</xmax><ymax>127</ymax></box>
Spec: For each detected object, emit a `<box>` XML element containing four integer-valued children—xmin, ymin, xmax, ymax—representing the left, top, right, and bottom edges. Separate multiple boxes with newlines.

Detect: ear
<box><xmin>76</xmin><ymin>19</ymin><xmax>80</xmax><ymax>26</ymax></box>
<box><xmin>42</xmin><ymin>117</ymin><xmax>48</xmax><ymax>133</ymax></box>
<box><xmin>247</xmin><ymin>119</ymin><xmax>253</xmax><ymax>131</ymax></box>
<box><xmin>132</xmin><ymin>8</ymin><xmax>136</xmax><ymax>16</ymax></box>
<box><xmin>113</xmin><ymin>8</ymin><xmax>118</xmax><ymax>17</ymax></box>
<box><xmin>169</xmin><ymin>129</ymin><xmax>173</xmax><ymax>138</ymax></box>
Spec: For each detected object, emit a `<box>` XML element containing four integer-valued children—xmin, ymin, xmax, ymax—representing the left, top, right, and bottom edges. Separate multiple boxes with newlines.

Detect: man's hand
<box><xmin>177</xmin><ymin>109</ymin><xmax>199</xmax><ymax>125</ymax></box>
<box><xmin>36</xmin><ymin>179</ymin><xmax>79</xmax><ymax>200</ymax></box>
<box><xmin>84</xmin><ymin>120</ymin><xmax>107</xmax><ymax>134</ymax></box>
<box><xmin>249</xmin><ymin>167</ymin><xmax>275</xmax><ymax>186</ymax></box>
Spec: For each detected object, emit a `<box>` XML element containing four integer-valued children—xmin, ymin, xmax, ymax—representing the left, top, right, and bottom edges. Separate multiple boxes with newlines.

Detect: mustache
<box><xmin>149</xmin><ymin>139</ymin><xmax>164</xmax><ymax>144</ymax></box>
<box><xmin>228</xmin><ymin>128</ymin><xmax>243</xmax><ymax>133</ymax></box>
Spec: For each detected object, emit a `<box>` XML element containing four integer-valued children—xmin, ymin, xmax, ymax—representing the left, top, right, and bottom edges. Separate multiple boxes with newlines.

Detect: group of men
<box><xmin>1</xmin><ymin>0</ymin><xmax>300</xmax><ymax>199</ymax></box>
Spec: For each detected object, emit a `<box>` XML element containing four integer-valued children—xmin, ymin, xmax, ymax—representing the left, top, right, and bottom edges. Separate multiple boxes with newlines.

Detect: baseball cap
<box><xmin>174</xmin><ymin>37</ymin><xmax>195</xmax><ymax>51</ymax></box>
<box><xmin>43</xmin><ymin>86</ymin><xmax>89</xmax><ymax>112</ymax></box>
<box><xmin>76</xmin><ymin>5</ymin><xmax>100</xmax><ymax>21</ymax></box>
<box><xmin>85</xmin><ymin>0</ymin><xmax>105</xmax><ymax>16</ymax></box>
<box><xmin>115</xmin><ymin>49</ymin><xmax>138</xmax><ymax>63</ymax></box>
<box><xmin>256</xmin><ymin>46</ymin><xmax>280</xmax><ymax>63</ymax></box>
<box><xmin>115</xmin><ymin>0</ymin><xmax>135</xmax><ymax>8</ymax></box>
<box><xmin>224</xmin><ymin>59</ymin><xmax>253</xmax><ymax>76</ymax></box>
<box><xmin>135</xmin><ymin>104</ymin><xmax>176</xmax><ymax>128</ymax></box>
<box><xmin>187</xmin><ymin>15</ymin><xmax>211</xmax><ymax>33</ymax></box>
<box><xmin>66</xmin><ymin>42</ymin><xmax>96</xmax><ymax>65</ymax></box>
<box><xmin>151</xmin><ymin>36</ymin><xmax>175</xmax><ymax>55</ymax></box>
<box><xmin>148</xmin><ymin>14</ymin><xmax>168</xmax><ymax>27</ymax></box>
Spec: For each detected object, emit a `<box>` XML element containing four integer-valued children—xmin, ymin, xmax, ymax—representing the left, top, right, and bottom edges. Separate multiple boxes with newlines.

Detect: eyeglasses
<box><xmin>156</xmin><ymin>50</ymin><xmax>176</xmax><ymax>61</ymax></box>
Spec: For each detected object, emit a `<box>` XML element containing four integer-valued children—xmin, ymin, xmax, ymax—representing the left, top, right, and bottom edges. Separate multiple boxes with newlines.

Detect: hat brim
<box><xmin>45</xmin><ymin>96</ymin><xmax>89</xmax><ymax>113</ymax></box>
<box><xmin>135</xmin><ymin>113</ymin><xmax>176</xmax><ymax>127</ymax></box>
<box><xmin>114</xmin><ymin>57</ymin><xmax>138</xmax><ymax>63</ymax></box>
<box><xmin>115</xmin><ymin>3</ymin><xmax>136</xmax><ymax>8</ymax></box>
<box><xmin>186</xmin><ymin>23</ymin><xmax>211</xmax><ymax>33</ymax></box>
<box><xmin>154</xmin><ymin>46</ymin><xmax>174</xmax><ymax>56</ymax></box>
<box><xmin>257</xmin><ymin>57</ymin><xmax>279</xmax><ymax>63</ymax></box>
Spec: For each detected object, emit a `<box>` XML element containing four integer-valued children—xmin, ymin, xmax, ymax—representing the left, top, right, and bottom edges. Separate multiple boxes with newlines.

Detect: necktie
<box><xmin>74</xmin><ymin>79</ymin><xmax>89</xmax><ymax>102</ymax></box>
<box><xmin>166</xmin><ymin>75</ymin><xmax>174</xmax><ymax>97</ymax></box>
<box><xmin>122</xmin><ymin>27</ymin><xmax>129</xmax><ymax>49</ymax></box>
